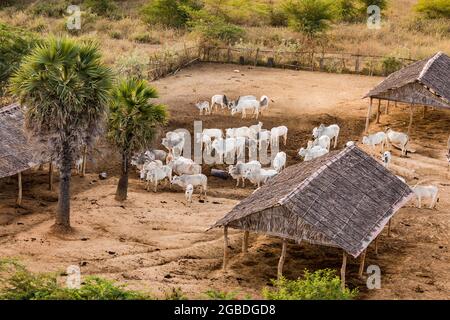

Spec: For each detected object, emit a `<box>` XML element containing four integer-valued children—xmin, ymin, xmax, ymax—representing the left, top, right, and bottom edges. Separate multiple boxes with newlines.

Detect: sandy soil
<box><xmin>0</xmin><ymin>63</ymin><xmax>448</xmax><ymax>299</ymax></box>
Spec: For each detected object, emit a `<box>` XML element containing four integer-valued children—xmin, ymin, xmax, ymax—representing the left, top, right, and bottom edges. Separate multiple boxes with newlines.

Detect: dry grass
<box><xmin>0</xmin><ymin>0</ymin><xmax>448</xmax><ymax>66</ymax></box>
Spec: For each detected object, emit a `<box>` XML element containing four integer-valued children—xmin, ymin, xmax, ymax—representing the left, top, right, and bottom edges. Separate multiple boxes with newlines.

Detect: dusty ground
<box><xmin>0</xmin><ymin>63</ymin><xmax>448</xmax><ymax>299</ymax></box>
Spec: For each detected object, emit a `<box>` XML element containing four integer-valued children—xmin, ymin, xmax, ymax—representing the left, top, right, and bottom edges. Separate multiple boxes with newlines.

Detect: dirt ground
<box><xmin>0</xmin><ymin>63</ymin><xmax>448</xmax><ymax>299</ymax></box>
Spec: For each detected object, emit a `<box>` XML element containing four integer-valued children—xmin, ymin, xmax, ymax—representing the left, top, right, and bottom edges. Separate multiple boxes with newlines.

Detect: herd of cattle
<box><xmin>126</xmin><ymin>94</ymin><xmax>441</xmax><ymax>208</ymax></box>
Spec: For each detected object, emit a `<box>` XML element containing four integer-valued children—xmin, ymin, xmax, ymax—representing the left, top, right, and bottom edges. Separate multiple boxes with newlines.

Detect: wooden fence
<box><xmin>146</xmin><ymin>45</ymin><xmax>418</xmax><ymax>80</ymax></box>
<box><xmin>199</xmin><ymin>46</ymin><xmax>417</xmax><ymax>77</ymax></box>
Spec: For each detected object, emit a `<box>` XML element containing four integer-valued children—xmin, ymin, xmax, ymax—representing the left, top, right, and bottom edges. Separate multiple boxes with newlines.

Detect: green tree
<box><xmin>10</xmin><ymin>37</ymin><xmax>113</xmax><ymax>233</ymax></box>
<box><xmin>283</xmin><ymin>0</ymin><xmax>336</xmax><ymax>37</ymax></box>
<box><xmin>84</xmin><ymin>0</ymin><xmax>119</xmax><ymax>18</ymax></box>
<box><xmin>357</xmin><ymin>0</ymin><xmax>388</xmax><ymax>16</ymax></box>
<box><xmin>0</xmin><ymin>24</ymin><xmax>39</xmax><ymax>97</ymax></box>
<box><xmin>335</xmin><ymin>0</ymin><xmax>359</xmax><ymax>22</ymax></box>
<box><xmin>415</xmin><ymin>0</ymin><xmax>450</xmax><ymax>19</ymax></box>
<box><xmin>108</xmin><ymin>78</ymin><xmax>168</xmax><ymax>201</ymax></box>
<box><xmin>141</xmin><ymin>0</ymin><xmax>202</xmax><ymax>28</ymax></box>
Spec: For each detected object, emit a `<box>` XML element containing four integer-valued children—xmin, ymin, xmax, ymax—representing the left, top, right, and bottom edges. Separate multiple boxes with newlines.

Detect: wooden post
<box><xmin>376</xmin><ymin>99</ymin><xmax>381</xmax><ymax>124</ymax></box>
<box><xmin>365</xmin><ymin>98</ymin><xmax>373</xmax><ymax>133</ymax></box>
<box><xmin>227</xmin><ymin>47</ymin><xmax>231</xmax><ymax>63</ymax></box>
<box><xmin>358</xmin><ymin>249</ymin><xmax>367</xmax><ymax>277</ymax></box>
<box><xmin>242</xmin><ymin>230</ymin><xmax>249</xmax><ymax>253</ymax></box>
<box><xmin>254</xmin><ymin>48</ymin><xmax>259</xmax><ymax>66</ymax></box>
<box><xmin>277</xmin><ymin>239</ymin><xmax>287</xmax><ymax>280</ymax></box>
<box><xmin>422</xmin><ymin>106</ymin><xmax>427</xmax><ymax>119</ymax></box>
<box><xmin>385</xmin><ymin>100</ymin><xmax>390</xmax><ymax>115</ymax></box>
<box><xmin>223</xmin><ymin>226</ymin><xmax>228</xmax><ymax>271</ymax></box>
<box><xmin>17</xmin><ymin>172</ymin><xmax>22</xmax><ymax>206</ymax></box>
<box><xmin>48</xmin><ymin>162</ymin><xmax>54</xmax><ymax>191</ymax></box>
<box><xmin>387</xmin><ymin>218</ymin><xmax>392</xmax><ymax>237</ymax></box>
<box><xmin>408</xmin><ymin>104</ymin><xmax>414</xmax><ymax>136</ymax></box>
<box><xmin>81</xmin><ymin>145</ymin><xmax>87</xmax><ymax>177</ymax></box>
<box><xmin>374</xmin><ymin>237</ymin><xmax>379</xmax><ymax>255</ymax></box>
<box><xmin>340</xmin><ymin>251</ymin><xmax>347</xmax><ymax>290</ymax></box>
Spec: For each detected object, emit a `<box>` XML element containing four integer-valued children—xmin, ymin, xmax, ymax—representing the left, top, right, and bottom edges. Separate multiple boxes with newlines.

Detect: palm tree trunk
<box><xmin>54</xmin><ymin>143</ymin><xmax>72</xmax><ymax>233</ymax></box>
<box><xmin>115</xmin><ymin>151</ymin><xmax>130</xmax><ymax>201</ymax></box>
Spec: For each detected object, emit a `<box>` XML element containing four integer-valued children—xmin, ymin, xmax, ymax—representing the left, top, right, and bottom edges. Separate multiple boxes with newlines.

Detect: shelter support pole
<box><xmin>340</xmin><ymin>251</ymin><xmax>347</xmax><ymax>290</ymax></box>
<box><xmin>16</xmin><ymin>172</ymin><xmax>22</xmax><ymax>206</ymax></box>
<box><xmin>374</xmin><ymin>237</ymin><xmax>379</xmax><ymax>255</ymax></box>
<box><xmin>358</xmin><ymin>249</ymin><xmax>367</xmax><ymax>278</ymax></box>
<box><xmin>242</xmin><ymin>230</ymin><xmax>249</xmax><ymax>254</ymax></box>
<box><xmin>48</xmin><ymin>162</ymin><xmax>54</xmax><ymax>191</ymax></box>
<box><xmin>376</xmin><ymin>99</ymin><xmax>381</xmax><ymax>124</ymax></box>
<box><xmin>385</xmin><ymin>101</ymin><xmax>390</xmax><ymax>115</ymax></box>
<box><xmin>408</xmin><ymin>104</ymin><xmax>414</xmax><ymax>136</ymax></box>
<box><xmin>365</xmin><ymin>98</ymin><xmax>373</xmax><ymax>133</ymax></box>
<box><xmin>81</xmin><ymin>145</ymin><xmax>87</xmax><ymax>177</ymax></box>
<box><xmin>387</xmin><ymin>218</ymin><xmax>392</xmax><ymax>237</ymax></box>
<box><xmin>277</xmin><ymin>239</ymin><xmax>287</xmax><ymax>280</ymax></box>
<box><xmin>223</xmin><ymin>226</ymin><xmax>228</xmax><ymax>272</ymax></box>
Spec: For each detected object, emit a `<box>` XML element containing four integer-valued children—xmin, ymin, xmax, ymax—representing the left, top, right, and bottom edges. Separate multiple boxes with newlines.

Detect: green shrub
<box><xmin>115</xmin><ymin>50</ymin><xmax>150</xmax><ymax>79</ymax></box>
<box><xmin>133</xmin><ymin>33</ymin><xmax>161</xmax><ymax>44</ymax></box>
<box><xmin>30</xmin><ymin>0</ymin><xmax>72</xmax><ymax>17</ymax></box>
<box><xmin>282</xmin><ymin>0</ymin><xmax>336</xmax><ymax>37</ymax></box>
<box><xmin>267</xmin><ymin>2</ymin><xmax>289</xmax><ymax>26</ymax></box>
<box><xmin>415</xmin><ymin>0</ymin><xmax>450</xmax><ymax>19</ymax></box>
<box><xmin>84</xmin><ymin>0</ymin><xmax>120</xmax><ymax>18</ymax></box>
<box><xmin>262</xmin><ymin>269</ymin><xmax>358</xmax><ymax>300</ymax></box>
<box><xmin>0</xmin><ymin>260</ymin><xmax>149</xmax><ymax>300</ymax></box>
<box><xmin>382</xmin><ymin>56</ymin><xmax>403</xmax><ymax>75</ymax></box>
<box><xmin>141</xmin><ymin>0</ymin><xmax>202</xmax><ymax>28</ymax></box>
<box><xmin>204</xmin><ymin>289</ymin><xmax>239</xmax><ymax>300</ymax></box>
<box><xmin>335</xmin><ymin>0</ymin><xmax>359</xmax><ymax>22</ymax></box>
<box><xmin>188</xmin><ymin>9</ymin><xmax>245</xmax><ymax>45</ymax></box>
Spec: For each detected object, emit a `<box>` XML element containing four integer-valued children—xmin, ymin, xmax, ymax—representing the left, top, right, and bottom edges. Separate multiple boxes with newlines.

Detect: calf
<box><xmin>185</xmin><ymin>184</ymin><xmax>194</xmax><ymax>205</ymax></box>
<box><xmin>381</xmin><ymin>151</ymin><xmax>392</xmax><ymax>168</ymax></box>
<box><xmin>172</xmin><ymin>174</ymin><xmax>208</xmax><ymax>198</ymax></box>
<box><xmin>196</xmin><ymin>101</ymin><xmax>210</xmax><ymax>115</ymax></box>
<box><xmin>272</xmin><ymin>152</ymin><xmax>287</xmax><ymax>172</ymax></box>
<box><xmin>312</xmin><ymin>124</ymin><xmax>340</xmax><ymax>149</ymax></box>
<box><xmin>211</xmin><ymin>94</ymin><xmax>229</xmax><ymax>113</ymax></box>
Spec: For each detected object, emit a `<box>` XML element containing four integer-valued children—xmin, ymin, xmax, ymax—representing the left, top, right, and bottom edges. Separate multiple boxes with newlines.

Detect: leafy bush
<box><xmin>283</xmin><ymin>0</ymin><xmax>336</xmax><ymax>37</ymax></box>
<box><xmin>188</xmin><ymin>9</ymin><xmax>245</xmax><ymax>45</ymax></box>
<box><xmin>0</xmin><ymin>24</ymin><xmax>39</xmax><ymax>95</ymax></box>
<box><xmin>382</xmin><ymin>56</ymin><xmax>403</xmax><ymax>75</ymax></box>
<box><xmin>30</xmin><ymin>0</ymin><xmax>72</xmax><ymax>17</ymax></box>
<box><xmin>415</xmin><ymin>0</ymin><xmax>450</xmax><ymax>19</ymax></box>
<box><xmin>84</xmin><ymin>0</ymin><xmax>120</xmax><ymax>18</ymax></box>
<box><xmin>115</xmin><ymin>50</ymin><xmax>150</xmax><ymax>79</ymax></box>
<box><xmin>164</xmin><ymin>287</ymin><xmax>188</xmax><ymax>300</ymax></box>
<box><xmin>141</xmin><ymin>0</ymin><xmax>202</xmax><ymax>28</ymax></box>
<box><xmin>0</xmin><ymin>261</ymin><xmax>149</xmax><ymax>300</ymax></box>
<box><xmin>262</xmin><ymin>269</ymin><xmax>358</xmax><ymax>300</ymax></box>
<box><xmin>204</xmin><ymin>289</ymin><xmax>239</xmax><ymax>300</ymax></box>
<box><xmin>133</xmin><ymin>33</ymin><xmax>161</xmax><ymax>44</ymax></box>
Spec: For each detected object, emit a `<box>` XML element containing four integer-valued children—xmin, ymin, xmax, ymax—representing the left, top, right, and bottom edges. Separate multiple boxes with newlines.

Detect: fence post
<box><xmin>227</xmin><ymin>47</ymin><xmax>231</xmax><ymax>63</ymax></box>
<box><xmin>355</xmin><ymin>55</ymin><xmax>360</xmax><ymax>73</ymax></box>
<box><xmin>311</xmin><ymin>51</ymin><xmax>315</xmax><ymax>71</ymax></box>
<box><xmin>267</xmin><ymin>57</ymin><xmax>274</xmax><ymax>67</ymax></box>
<box><xmin>254</xmin><ymin>48</ymin><xmax>259</xmax><ymax>66</ymax></box>
<box><xmin>239</xmin><ymin>56</ymin><xmax>245</xmax><ymax>65</ymax></box>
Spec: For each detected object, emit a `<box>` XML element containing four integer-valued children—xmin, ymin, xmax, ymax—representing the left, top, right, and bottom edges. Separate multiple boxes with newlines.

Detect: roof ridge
<box><xmin>0</xmin><ymin>103</ymin><xmax>20</xmax><ymax>114</ymax></box>
<box><xmin>279</xmin><ymin>145</ymin><xmax>356</xmax><ymax>205</ymax></box>
<box><xmin>418</xmin><ymin>51</ymin><xmax>443</xmax><ymax>81</ymax></box>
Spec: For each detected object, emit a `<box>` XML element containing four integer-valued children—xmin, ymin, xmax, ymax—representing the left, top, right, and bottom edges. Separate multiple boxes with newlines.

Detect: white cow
<box><xmin>243</xmin><ymin>168</ymin><xmax>278</xmax><ymax>188</ymax></box>
<box><xmin>272</xmin><ymin>152</ymin><xmax>287</xmax><ymax>172</ymax></box>
<box><xmin>202</xmin><ymin>128</ymin><xmax>223</xmax><ymax>140</ymax></box>
<box><xmin>168</xmin><ymin>157</ymin><xmax>201</xmax><ymax>175</ymax></box>
<box><xmin>362</xmin><ymin>132</ymin><xmax>388</xmax><ymax>152</ymax></box>
<box><xmin>146</xmin><ymin>165</ymin><xmax>172</xmax><ymax>192</ymax></box>
<box><xmin>312</xmin><ymin>124</ymin><xmax>340</xmax><ymax>149</ymax></box>
<box><xmin>381</xmin><ymin>151</ymin><xmax>392</xmax><ymax>168</ymax></box>
<box><xmin>196</xmin><ymin>101</ymin><xmax>211</xmax><ymax>115</ymax></box>
<box><xmin>172</xmin><ymin>174</ymin><xmax>208</xmax><ymax>198</ymax></box>
<box><xmin>412</xmin><ymin>185</ymin><xmax>439</xmax><ymax>209</ymax></box>
<box><xmin>386</xmin><ymin>129</ymin><xmax>409</xmax><ymax>157</ymax></box>
<box><xmin>270</xmin><ymin>126</ymin><xmax>288</xmax><ymax>146</ymax></box>
<box><xmin>211</xmin><ymin>94</ymin><xmax>229</xmax><ymax>113</ymax></box>
<box><xmin>228</xmin><ymin>160</ymin><xmax>262</xmax><ymax>187</ymax></box>
<box><xmin>231</xmin><ymin>99</ymin><xmax>261</xmax><ymax>119</ymax></box>
<box><xmin>185</xmin><ymin>184</ymin><xmax>194</xmax><ymax>205</ymax></box>
<box><xmin>310</xmin><ymin>135</ymin><xmax>331</xmax><ymax>151</ymax></box>
<box><xmin>298</xmin><ymin>146</ymin><xmax>329</xmax><ymax>161</ymax></box>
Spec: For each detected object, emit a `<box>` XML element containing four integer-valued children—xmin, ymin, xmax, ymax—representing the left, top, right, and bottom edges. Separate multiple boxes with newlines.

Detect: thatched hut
<box><xmin>0</xmin><ymin>104</ymin><xmax>50</xmax><ymax>204</ymax></box>
<box><xmin>211</xmin><ymin>146</ymin><xmax>414</xmax><ymax>287</ymax></box>
<box><xmin>364</xmin><ymin>51</ymin><xmax>450</xmax><ymax>133</ymax></box>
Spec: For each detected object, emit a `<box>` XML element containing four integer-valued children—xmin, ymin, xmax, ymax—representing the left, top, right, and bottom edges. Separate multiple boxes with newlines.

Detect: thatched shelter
<box><xmin>212</xmin><ymin>146</ymin><xmax>414</xmax><ymax>287</ymax></box>
<box><xmin>364</xmin><ymin>51</ymin><xmax>450</xmax><ymax>133</ymax></box>
<box><xmin>0</xmin><ymin>104</ymin><xmax>50</xmax><ymax>204</ymax></box>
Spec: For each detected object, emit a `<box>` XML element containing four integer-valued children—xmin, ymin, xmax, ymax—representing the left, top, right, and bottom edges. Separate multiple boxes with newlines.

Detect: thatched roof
<box><xmin>212</xmin><ymin>146</ymin><xmax>414</xmax><ymax>257</ymax></box>
<box><xmin>364</xmin><ymin>52</ymin><xmax>450</xmax><ymax>109</ymax></box>
<box><xmin>0</xmin><ymin>103</ymin><xmax>49</xmax><ymax>178</ymax></box>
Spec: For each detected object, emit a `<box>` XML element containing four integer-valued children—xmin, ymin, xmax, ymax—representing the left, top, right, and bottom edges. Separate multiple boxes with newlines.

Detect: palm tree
<box><xmin>10</xmin><ymin>37</ymin><xmax>113</xmax><ymax>233</ymax></box>
<box><xmin>108</xmin><ymin>78</ymin><xmax>168</xmax><ymax>201</ymax></box>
